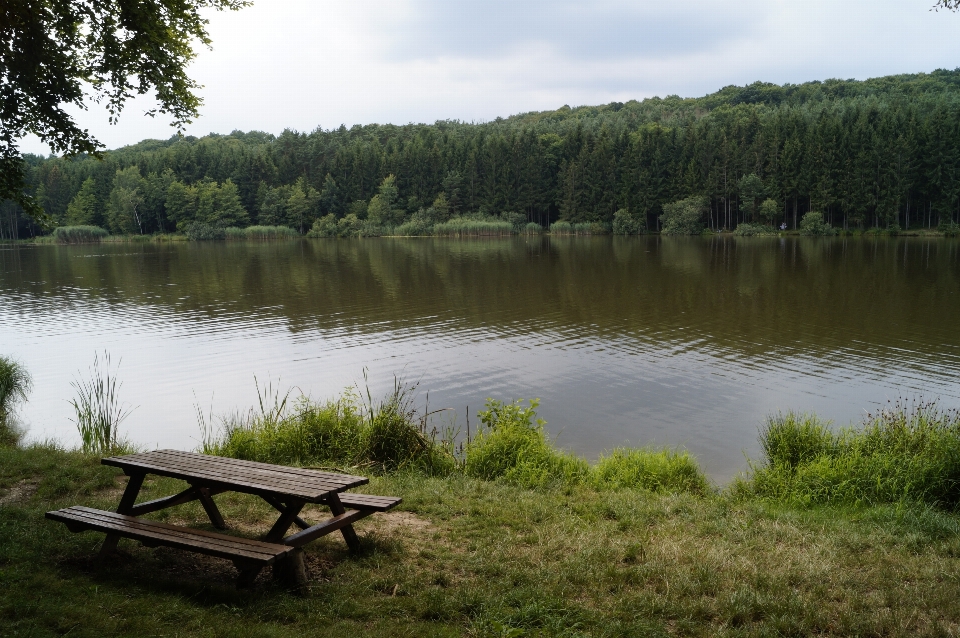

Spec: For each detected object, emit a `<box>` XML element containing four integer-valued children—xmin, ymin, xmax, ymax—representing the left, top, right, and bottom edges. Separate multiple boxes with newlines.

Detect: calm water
<box><xmin>2</xmin><ymin>236</ymin><xmax>959</xmax><ymax>481</ymax></box>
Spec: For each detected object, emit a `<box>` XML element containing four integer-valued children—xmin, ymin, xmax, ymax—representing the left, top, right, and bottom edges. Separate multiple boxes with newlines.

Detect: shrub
<box><xmin>500</xmin><ymin>211</ymin><xmax>527</xmax><ymax>232</ymax></box>
<box><xmin>464</xmin><ymin>399</ymin><xmax>589</xmax><ymax>488</ymax></box>
<box><xmin>0</xmin><ymin>357</ymin><xmax>31</xmax><ymax>447</ymax></box>
<box><xmin>307</xmin><ymin>214</ymin><xmax>338</xmax><ymax>238</ymax></box>
<box><xmin>939</xmin><ymin>220</ymin><xmax>960</xmax><ymax>237</ymax></box>
<box><xmin>226</xmin><ymin>225</ymin><xmax>299</xmax><ymax>240</ymax></box>
<box><xmin>733</xmin><ymin>223</ymin><xmax>776</xmax><ymax>236</ymax></box>
<box><xmin>183</xmin><ymin>221</ymin><xmax>226</xmax><ymax>241</ymax></box>
<box><xmin>591</xmin><ymin>448</ymin><xmax>709</xmax><ymax>494</ymax></box>
<box><xmin>660</xmin><ymin>196</ymin><xmax>708</xmax><ymax>235</ymax></box>
<box><xmin>612</xmin><ymin>209</ymin><xmax>645</xmax><ymax>235</ymax></box>
<box><xmin>337</xmin><ymin>214</ymin><xmax>363</xmax><ymax>237</ymax></box>
<box><xmin>51</xmin><ymin>225</ymin><xmax>108</xmax><ymax>244</ymax></box>
<box><xmin>798</xmin><ymin>211</ymin><xmax>836</xmax><ymax>236</ymax></box>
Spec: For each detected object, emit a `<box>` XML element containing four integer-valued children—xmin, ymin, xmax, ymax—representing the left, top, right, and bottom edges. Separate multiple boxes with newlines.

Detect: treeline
<box><xmin>6</xmin><ymin>68</ymin><xmax>960</xmax><ymax>239</ymax></box>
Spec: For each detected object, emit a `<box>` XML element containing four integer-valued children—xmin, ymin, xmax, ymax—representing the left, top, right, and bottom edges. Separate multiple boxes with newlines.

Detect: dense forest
<box><xmin>5</xmin><ymin>69</ymin><xmax>960</xmax><ymax>240</ymax></box>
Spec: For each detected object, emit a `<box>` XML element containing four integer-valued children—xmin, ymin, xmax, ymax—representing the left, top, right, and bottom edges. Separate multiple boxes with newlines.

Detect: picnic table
<box><xmin>46</xmin><ymin>450</ymin><xmax>401</xmax><ymax>588</ymax></box>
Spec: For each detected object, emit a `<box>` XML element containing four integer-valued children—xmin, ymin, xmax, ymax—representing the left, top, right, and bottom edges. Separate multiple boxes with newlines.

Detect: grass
<box><xmin>6</xmin><ymin>377</ymin><xmax>960</xmax><ymax>635</ymax></box>
<box><xmin>51</xmin><ymin>225</ymin><xmax>109</xmax><ymax>244</ymax></box>
<box><xmin>225</xmin><ymin>225</ymin><xmax>300</xmax><ymax>240</ymax></box>
<box><xmin>735</xmin><ymin>400</ymin><xmax>960</xmax><ymax>508</ymax></box>
<box><xmin>4</xmin><ymin>445</ymin><xmax>960</xmax><ymax>636</ymax></box>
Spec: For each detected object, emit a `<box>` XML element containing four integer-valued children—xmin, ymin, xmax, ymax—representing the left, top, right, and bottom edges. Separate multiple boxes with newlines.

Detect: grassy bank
<box><xmin>3</xmin><ymin>445</ymin><xmax>960</xmax><ymax>636</ymax></box>
<box><xmin>4</xmin><ymin>389</ymin><xmax>960</xmax><ymax>636</ymax></box>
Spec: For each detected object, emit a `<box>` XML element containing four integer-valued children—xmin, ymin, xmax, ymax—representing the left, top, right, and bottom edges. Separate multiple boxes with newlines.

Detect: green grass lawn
<box><xmin>3</xmin><ymin>445</ymin><xmax>960</xmax><ymax>637</ymax></box>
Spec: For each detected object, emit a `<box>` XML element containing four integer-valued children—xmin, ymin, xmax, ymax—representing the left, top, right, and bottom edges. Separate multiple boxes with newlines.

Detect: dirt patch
<box><xmin>0</xmin><ymin>479</ymin><xmax>38</xmax><ymax>505</ymax></box>
<box><xmin>362</xmin><ymin>510</ymin><xmax>433</xmax><ymax>536</ymax></box>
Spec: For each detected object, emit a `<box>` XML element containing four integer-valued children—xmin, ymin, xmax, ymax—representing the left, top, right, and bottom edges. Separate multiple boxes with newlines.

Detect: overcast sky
<box><xmin>19</xmin><ymin>0</ymin><xmax>960</xmax><ymax>155</ymax></box>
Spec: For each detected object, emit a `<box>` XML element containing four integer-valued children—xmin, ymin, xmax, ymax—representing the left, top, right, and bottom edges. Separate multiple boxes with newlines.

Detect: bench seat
<box><xmin>336</xmin><ymin>493</ymin><xmax>402</xmax><ymax>512</ymax></box>
<box><xmin>46</xmin><ymin>506</ymin><xmax>294</xmax><ymax>567</ymax></box>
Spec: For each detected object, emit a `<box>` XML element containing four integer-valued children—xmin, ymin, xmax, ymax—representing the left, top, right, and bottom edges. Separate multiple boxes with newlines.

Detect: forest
<box><xmin>4</xmin><ymin>68</ymin><xmax>960</xmax><ymax>240</ymax></box>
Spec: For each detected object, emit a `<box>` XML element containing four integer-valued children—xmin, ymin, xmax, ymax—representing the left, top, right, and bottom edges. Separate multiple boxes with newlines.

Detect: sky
<box><xmin>19</xmin><ymin>0</ymin><xmax>960</xmax><ymax>155</ymax></box>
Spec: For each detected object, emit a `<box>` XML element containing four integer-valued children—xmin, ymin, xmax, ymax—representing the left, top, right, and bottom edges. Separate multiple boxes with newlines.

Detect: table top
<box><xmin>102</xmin><ymin>449</ymin><xmax>368</xmax><ymax>503</ymax></box>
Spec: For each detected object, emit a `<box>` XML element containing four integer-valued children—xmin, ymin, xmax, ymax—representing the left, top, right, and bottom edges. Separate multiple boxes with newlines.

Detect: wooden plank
<box><xmin>48</xmin><ymin>507</ymin><xmax>291</xmax><ymax>563</ymax></box>
<box><xmin>148</xmin><ymin>450</ymin><xmax>363</xmax><ymax>484</ymax></box>
<box><xmin>128</xmin><ymin>486</ymin><xmax>203</xmax><ymax>516</ymax></box>
<box><xmin>106</xmin><ymin>450</ymin><xmax>365</xmax><ymax>488</ymax></box>
<box><xmin>282</xmin><ymin>509</ymin><xmax>371</xmax><ymax>548</ymax></box>
<box><xmin>103</xmin><ymin>453</ymin><xmax>366</xmax><ymax>500</ymax></box>
<box><xmin>336</xmin><ymin>494</ymin><xmax>402</xmax><ymax>512</ymax></box>
<box><xmin>62</xmin><ymin>507</ymin><xmax>285</xmax><ymax>553</ymax></box>
<box><xmin>105</xmin><ymin>458</ymin><xmax>351</xmax><ymax>502</ymax></box>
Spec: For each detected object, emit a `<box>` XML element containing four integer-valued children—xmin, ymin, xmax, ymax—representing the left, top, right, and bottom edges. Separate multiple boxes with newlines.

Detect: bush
<box><xmin>337</xmin><ymin>214</ymin><xmax>363</xmax><ymax>237</ymax></box>
<box><xmin>660</xmin><ymin>196</ymin><xmax>708</xmax><ymax>235</ymax></box>
<box><xmin>733</xmin><ymin>223</ymin><xmax>776</xmax><ymax>236</ymax></box>
<box><xmin>183</xmin><ymin>222</ymin><xmax>226</xmax><ymax>241</ymax></box>
<box><xmin>612</xmin><ymin>209</ymin><xmax>645</xmax><ymax>235</ymax></box>
<box><xmin>226</xmin><ymin>225</ymin><xmax>299</xmax><ymax>240</ymax></box>
<box><xmin>522</xmin><ymin>222</ymin><xmax>543</xmax><ymax>235</ymax></box>
<box><xmin>500</xmin><ymin>211</ymin><xmax>527</xmax><ymax>232</ymax></box>
<box><xmin>798</xmin><ymin>211</ymin><xmax>836</xmax><ymax>236</ymax></box>
<box><xmin>51</xmin><ymin>225</ymin><xmax>108</xmax><ymax>244</ymax></box>
<box><xmin>0</xmin><ymin>357</ymin><xmax>31</xmax><ymax>447</ymax></box>
<box><xmin>307</xmin><ymin>214</ymin><xmax>338</xmax><ymax>238</ymax></box>
<box><xmin>740</xmin><ymin>401</ymin><xmax>960</xmax><ymax>508</ymax></box>
<box><xmin>939</xmin><ymin>220</ymin><xmax>960</xmax><ymax>237</ymax></box>
<box><xmin>464</xmin><ymin>399</ymin><xmax>589</xmax><ymax>489</ymax></box>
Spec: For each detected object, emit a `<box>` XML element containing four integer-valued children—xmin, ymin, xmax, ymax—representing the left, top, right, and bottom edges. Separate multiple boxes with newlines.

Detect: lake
<box><xmin>2</xmin><ymin>236</ymin><xmax>959</xmax><ymax>482</ymax></box>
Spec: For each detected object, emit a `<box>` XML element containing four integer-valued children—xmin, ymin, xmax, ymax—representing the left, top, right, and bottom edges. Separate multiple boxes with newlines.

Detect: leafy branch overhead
<box><xmin>0</xmin><ymin>0</ymin><xmax>249</xmax><ymax>220</ymax></box>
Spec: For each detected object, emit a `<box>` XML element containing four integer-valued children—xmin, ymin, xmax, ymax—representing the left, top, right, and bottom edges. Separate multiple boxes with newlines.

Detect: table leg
<box><xmin>196</xmin><ymin>487</ymin><xmax>227</xmax><ymax>530</ymax></box>
<box><xmin>100</xmin><ymin>471</ymin><xmax>145</xmax><ymax>556</ymax></box>
<box><xmin>327</xmin><ymin>493</ymin><xmax>361</xmax><ymax>553</ymax></box>
<box><xmin>264</xmin><ymin>499</ymin><xmax>306</xmax><ymax>543</ymax></box>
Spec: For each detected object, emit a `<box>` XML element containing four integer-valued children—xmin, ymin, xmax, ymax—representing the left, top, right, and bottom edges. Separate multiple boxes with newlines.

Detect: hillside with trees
<box><xmin>5</xmin><ymin>69</ymin><xmax>960</xmax><ymax>240</ymax></box>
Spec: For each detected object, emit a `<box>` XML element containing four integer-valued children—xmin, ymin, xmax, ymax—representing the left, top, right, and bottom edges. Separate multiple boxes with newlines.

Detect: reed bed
<box><xmin>224</xmin><ymin>225</ymin><xmax>300</xmax><ymax>240</ymax></box>
<box><xmin>432</xmin><ymin>218</ymin><xmax>514</xmax><ymax>237</ymax></box>
<box><xmin>51</xmin><ymin>225</ymin><xmax>108</xmax><ymax>244</ymax></box>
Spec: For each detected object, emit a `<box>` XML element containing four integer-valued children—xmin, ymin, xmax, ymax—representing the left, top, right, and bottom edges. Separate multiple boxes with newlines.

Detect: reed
<box><xmin>738</xmin><ymin>400</ymin><xmax>960</xmax><ymax>508</ymax></box>
<box><xmin>51</xmin><ymin>226</ymin><xmax>108</xmax><ymax>244</ymax></box>
<box><xmin>68</xmin><ymin>352</ymin><xmax>134</xmax><ymax>454</ymax></box>
<box><xmin>522</xmin><ymin>222</ymin><xmax>544</xmax><ymax>234</ymax></box>
<box><xmin>224</xmin><ymin>225</ymin><xmax>300</xmax><ymax>240</ymax></box>
<box><xmin>433</xmin><ymin>218</ymin><xmax>514</xmax><ymax>237</ymax></box>
<box><xmin>0</xmin><ymin>356</ymin><xmax>31</xmax><ymax>446</ymax></box>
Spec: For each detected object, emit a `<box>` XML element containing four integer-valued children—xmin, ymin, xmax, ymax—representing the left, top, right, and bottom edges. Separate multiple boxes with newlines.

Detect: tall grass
<box><xmin>0</xmin><ymin>356</ymin><xmax>31</xmax><ymax>447</ymax></box>
<box><xmin>69</xmin><ymin>352</ymin><xmax>134</xmax><ymax>454</ymax></box>
<box><xmin>203</xmin><ymin>385</ymin><xmax>709</xmax><ymax>493</ymax></box>
<box><xmin>739</xmin><ymin>400</ymin><xmax>960</xmax><ymax>508</ymax></box>
<box><xmin>433</xmin><ymin>218</ymin><xmax>514</xmax><ymax>237</ymax></box>
<box><xmin>51</xmin><ymin>226</ymin><xmax>108</xmax><ymax>244</ymax></box>
<box><xmin>206</xmin><ymin>376</ymin><xmax>454</xmax><ymax>474</ymax></box>
<box><xmin>225</xmin><ymin>225</ymin><xmax>300</xmax><ymax>240</ymax></box>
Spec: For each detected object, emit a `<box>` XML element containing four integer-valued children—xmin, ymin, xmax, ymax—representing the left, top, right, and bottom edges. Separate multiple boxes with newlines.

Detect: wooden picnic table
<box><xmin>46</xmin><ymin>450</ymin><xmax>401</xmax><ymax>588</ymax></box>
